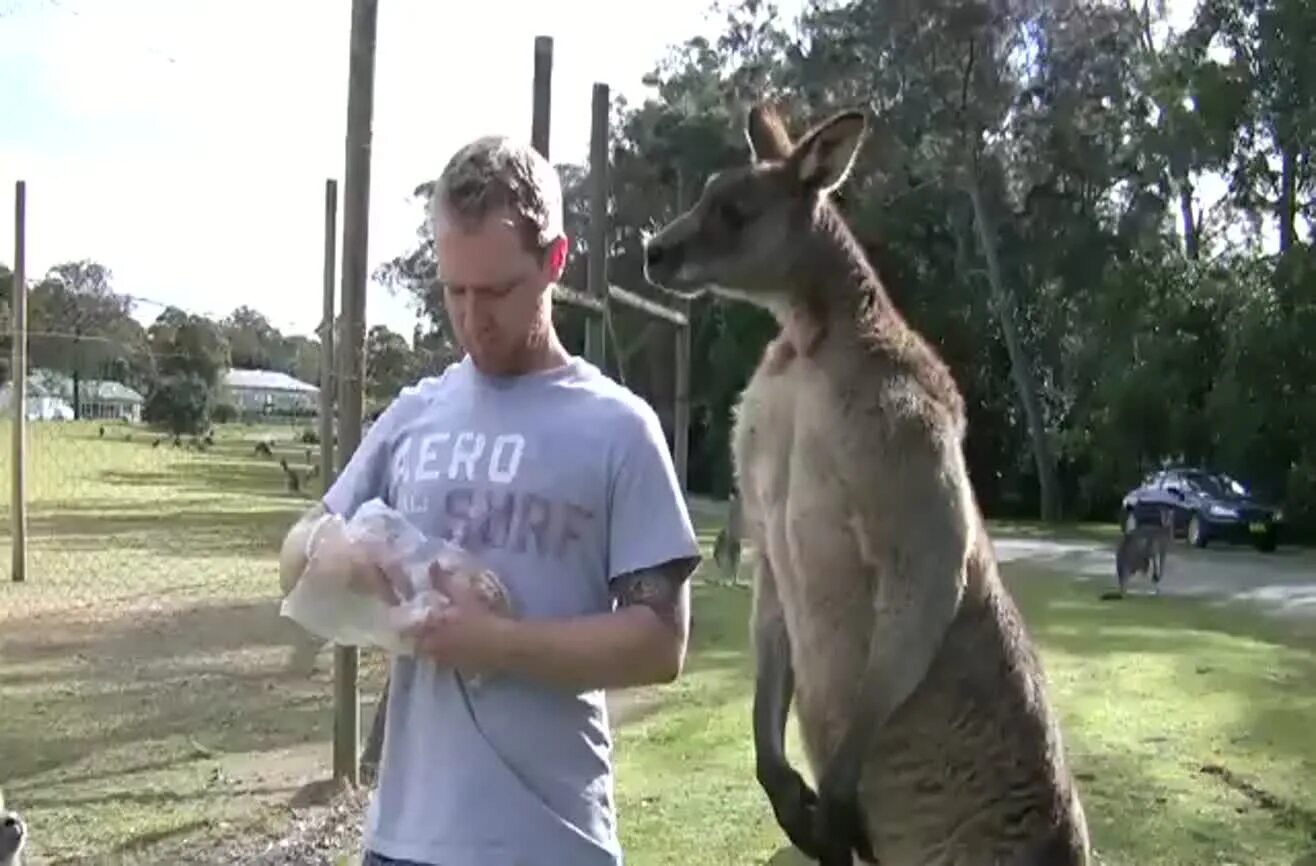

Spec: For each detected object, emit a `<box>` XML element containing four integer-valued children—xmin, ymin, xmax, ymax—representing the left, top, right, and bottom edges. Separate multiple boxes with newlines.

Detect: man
<box><xmin>278</xmin><ymin>134</ymin><xmax>701</xmax><ymax>866</ymax></box>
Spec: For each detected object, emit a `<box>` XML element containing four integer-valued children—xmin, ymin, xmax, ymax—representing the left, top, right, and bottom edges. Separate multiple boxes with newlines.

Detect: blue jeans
<box><xmin>361</xmin><ymin>851</ymin><xmax>435</xmax><ymax>866</ymax></box>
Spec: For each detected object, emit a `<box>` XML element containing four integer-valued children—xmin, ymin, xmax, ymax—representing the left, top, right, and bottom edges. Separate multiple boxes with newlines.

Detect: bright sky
<box><xmin>2</xmin><ymin>0</ymin><xmax>1224</xmax><ymax>348</ymax></box>
<box><xmin>0</xmin><ymin>0</ymin><xmax>759</xmax><ymax>341</ymax></box>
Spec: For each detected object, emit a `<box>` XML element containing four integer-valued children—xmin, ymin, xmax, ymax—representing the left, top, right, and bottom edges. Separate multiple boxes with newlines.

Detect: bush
<box><xmin>299</xmin><ymin>428</ymin><xmax>320</xmax><ymax>445</ymax></box>
<box><xmin>211</xmin><ymin>402</ymin><xmax>238</xmax><ymax>423</ymax></box>
<box><xmin>142</xmin><ymin>374</ymin><xmax>212</xmax><ymax>435</ymax></box>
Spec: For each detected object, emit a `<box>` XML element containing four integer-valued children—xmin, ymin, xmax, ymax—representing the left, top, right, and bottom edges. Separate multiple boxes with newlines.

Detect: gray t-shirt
<box><xmin>322</xmin><ymin>354</ymin><xmax>702</xmax><ymax>866</ymax></box>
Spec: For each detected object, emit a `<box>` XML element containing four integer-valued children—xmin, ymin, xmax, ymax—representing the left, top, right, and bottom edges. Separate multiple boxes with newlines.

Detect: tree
<box><xmin>221</xmin><ymin>305</ymin><xmax>289</xmax><ymax>372</ymax></box>
<box><xmin>142</xmin><ymin>307</ymin><xmax>230</xmax><ymax>434</ymax></box>
<box><xmin>365</xmin><ymin>324</ymin><xmax>416</xmax><ymax>402</ymax></box>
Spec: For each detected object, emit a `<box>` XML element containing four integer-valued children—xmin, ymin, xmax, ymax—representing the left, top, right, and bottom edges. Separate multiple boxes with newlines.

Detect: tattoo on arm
<box><xmin>610</xmin><ymin>559</ymin><xmax>693</xmax><ymax>633</ymax></box>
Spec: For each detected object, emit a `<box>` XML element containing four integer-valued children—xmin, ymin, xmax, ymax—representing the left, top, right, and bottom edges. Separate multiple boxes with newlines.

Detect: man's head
<box><xmin>430</xmin><ymin>135</ymin><xmax>568</xmax><ymax>375</ymax></box>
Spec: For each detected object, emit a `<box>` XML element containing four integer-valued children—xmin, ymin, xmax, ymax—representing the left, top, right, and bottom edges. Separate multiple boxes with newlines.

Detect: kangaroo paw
<box><xmin>762</xmin><ymin>765</ymin><xmax>823</xmax><ymax>859</ymax></box>
<box><xmin>813</xmin><ymin>790</ymin><xmax>873</xmax><ymax>865</ymax></box>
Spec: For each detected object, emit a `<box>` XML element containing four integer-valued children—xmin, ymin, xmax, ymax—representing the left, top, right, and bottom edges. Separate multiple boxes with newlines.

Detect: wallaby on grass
<box><xmin>1106</xmin><ymin>507</ymin><xmax>1173</xmax><ymax>600</ymax></box>
<box><xmin>713</xmin><ymin>493</ymin><xmax>744</xmax><ymax>585</ymax></box>
<box><xmin>0</xmin><ymin>788</ymin><xmax>27</xmax><ymax>866</ymax></box>
<box><xmin>643</xmin><ymin>103</ymin><xmax>1090</xmax><ymax>866</ymax></box>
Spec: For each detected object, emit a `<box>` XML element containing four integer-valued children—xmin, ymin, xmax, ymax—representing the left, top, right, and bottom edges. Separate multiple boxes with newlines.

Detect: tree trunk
<box><xmin>966</xmin><ymin>179</ymin><xmax>1062</xmax><ymax>522</ymax></box>
<box><xmin>1279</xmin><ymin>142</ymin><xmax>1296</xmax><ymax>253</ymax></box>
<box><xmin>1175</xmin><ymin>174</ymin><xmax>1199</xmax><ymax>260</ymax></box>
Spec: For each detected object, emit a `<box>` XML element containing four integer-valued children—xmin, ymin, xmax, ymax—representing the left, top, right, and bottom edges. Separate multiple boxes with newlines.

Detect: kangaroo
<box><xmin>1110</xmin><ymin>507</ymin><xmax>1172</xmax><ymax>598</ymax></box>
<box><xmin>713</xmin><ymin>493</ymin><xmax>744</xmax><ymax>585</ymax></box>
<box><xmin>643</xmin><ymin>104</ymin><xmax>1090</xmax><ymax>866</ymax></box>
<box><xmin>0</xmin><ymin>789</ymin><xmax>27</xmax><ymax>866</ymax></box>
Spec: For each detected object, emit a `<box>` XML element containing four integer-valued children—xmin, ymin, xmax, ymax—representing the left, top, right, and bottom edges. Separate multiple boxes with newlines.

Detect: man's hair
<box><xmin>429</xmin><ymin>134</ymin><xmax>564</xmax><ymax>257</ymax></box>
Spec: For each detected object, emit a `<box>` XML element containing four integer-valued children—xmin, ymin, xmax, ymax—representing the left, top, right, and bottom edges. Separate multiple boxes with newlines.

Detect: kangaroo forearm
<box><xmin>751</xmin><ymin>560</ymin><xmax>794</xmax><ymax>780</ymax></box>
<box><xmin>816</xmin><ymin>501</ymin><xmax>969</xmax><ymax>812</ymax></box>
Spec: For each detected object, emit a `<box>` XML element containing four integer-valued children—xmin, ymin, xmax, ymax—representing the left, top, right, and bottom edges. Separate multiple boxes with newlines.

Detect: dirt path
<box><xmin>993</xmin><ymin>533</ymin><xmax>1316</xmax><ymax>622</ymax></box>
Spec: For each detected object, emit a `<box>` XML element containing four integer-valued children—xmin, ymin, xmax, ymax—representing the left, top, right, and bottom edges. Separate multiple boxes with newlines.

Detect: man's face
<box><xmin>434</xmin><ymin>205</ymin><xmax>566</xmax><ymax>376</ymax></box>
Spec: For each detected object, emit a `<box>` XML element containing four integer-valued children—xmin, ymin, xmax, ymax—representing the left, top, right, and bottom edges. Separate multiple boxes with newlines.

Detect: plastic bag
<box><xmin>279</xmin><ymin>498</ymin><xmax>514</xmax><ymax>657</ymax></box>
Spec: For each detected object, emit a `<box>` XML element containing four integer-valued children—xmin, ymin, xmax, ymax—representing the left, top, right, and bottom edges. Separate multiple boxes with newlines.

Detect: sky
<box><xmin>0</xmin><ymin>0</ymin><xmax>775</xmax><ymax>341</ymax></box>
<box><xmin>1</xmin><ymin>0</ymin><xmax>1216</xmax><ymax>348</ymax></box>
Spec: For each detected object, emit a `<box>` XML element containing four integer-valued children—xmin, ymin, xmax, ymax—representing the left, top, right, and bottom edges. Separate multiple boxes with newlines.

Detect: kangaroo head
<box><xmin>643</xmin><ymin>103</ymin><xmax>868</xmax><ymax>309</ymax></box>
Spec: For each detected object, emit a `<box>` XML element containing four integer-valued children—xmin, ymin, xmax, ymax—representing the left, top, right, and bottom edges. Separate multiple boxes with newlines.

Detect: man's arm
<box><xmin>477</xmin><ymin>555</ymin><xmax>697</xmax><ymax>692</ymax></box>
<box><xmin>278</xmin><ymin>502</ymin><xmax>330</xmax><ymax>596</ymax></box>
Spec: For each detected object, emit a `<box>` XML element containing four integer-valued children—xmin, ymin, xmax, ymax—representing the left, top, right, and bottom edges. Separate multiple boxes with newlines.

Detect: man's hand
<box><xmin>401</xmin><ymin>578</ymin><xmax>512</xmax><ymax>677</ymax></box>
<box><xmin>398</xmin><ymin>556</ymin><xmax>697</xmax><ymax>692</ymax></box>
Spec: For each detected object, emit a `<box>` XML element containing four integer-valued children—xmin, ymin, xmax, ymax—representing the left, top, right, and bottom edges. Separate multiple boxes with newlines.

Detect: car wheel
<box><xmin>1123</xmin><ymin>510</ymin><xmax>1139</xmax><ymax>534</ymax></box>
<box><xmin>1188</xmin><ymin>514</ymin><xmax>1208</xmax><ymax>548</ymax></box>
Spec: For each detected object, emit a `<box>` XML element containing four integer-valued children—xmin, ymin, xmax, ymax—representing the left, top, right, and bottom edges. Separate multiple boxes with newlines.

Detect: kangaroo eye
<box><xmin>717</xmin><ymin>200</ymin><xmax>747</xmax><ymax>230</ymax></box>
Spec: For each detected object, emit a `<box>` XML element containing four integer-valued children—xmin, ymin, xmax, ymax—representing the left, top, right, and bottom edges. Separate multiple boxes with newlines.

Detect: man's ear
<box><xmin>791</xmin><ymin>110</ymin><xmax>867</xmax><ymax>194</ymax></box>
<box><xmin>543</xmin><ymin>234</ymin><xmax>568</xmax><ymax>280</ymax></box>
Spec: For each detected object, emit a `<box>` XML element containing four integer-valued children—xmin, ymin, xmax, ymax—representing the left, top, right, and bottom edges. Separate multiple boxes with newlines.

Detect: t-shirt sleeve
<box><xmin>321</xmin><ymin>398</ymin><xmax>402</xmax><ymax>518</ymax></box>
<box><xmin>606</xmin><ymin>404</ymin><xmax>703</xmax><ymax>584</ymax></box>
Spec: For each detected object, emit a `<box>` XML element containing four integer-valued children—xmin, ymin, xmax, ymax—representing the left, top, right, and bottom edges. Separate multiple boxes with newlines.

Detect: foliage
<box><xmin>142</xmin><ymin>372</ymin><xmax>213</xmax><ymax>435</ymax></box>
<box><xmin>211</xmin><ymin>401</ymin><xmax>239</xmax><ymax>424</ymax></box>
<box><xmin>0</xmin><ymin>259</ymin><xmax>430</xmax><ymax>439</ymax></box>
<box><xmin>6</xmin><ymin>0</ymin><xmax>1315</xmax><ymax>535</ymax></box>
<box><xmin>386</xmin><ymin>0</ymin><xmax>1316</xmax><ymax>534</ymax></box>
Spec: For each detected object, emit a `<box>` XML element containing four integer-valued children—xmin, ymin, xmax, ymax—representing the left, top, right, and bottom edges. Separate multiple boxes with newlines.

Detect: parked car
<box><xmin>1118</xmin><ymin>466</ymin><xmax>1284</xmax><ymax>552</ymax></box>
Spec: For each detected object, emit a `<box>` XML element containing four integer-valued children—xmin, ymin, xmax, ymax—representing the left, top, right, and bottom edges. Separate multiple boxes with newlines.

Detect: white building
<box><xmin>0</xmin><ymin>379</ymin><xmax>75</xmax><ymax>421</ymax></box>
<box><xmin>220</xmin><ymin>368</ymin><xmax>319</xmax><ymax>417</ymax></box>
<box><xmin>26</xmin><ymin>369</ymin><xmax>144</xmax><ymax>422</ymax></box>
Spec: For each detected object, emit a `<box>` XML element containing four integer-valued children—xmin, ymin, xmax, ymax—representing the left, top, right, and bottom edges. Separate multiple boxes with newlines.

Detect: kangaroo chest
<box><xmin>733</xmin><ymin>359</ymin><xmax>876</xmax><ymax>733</ymax></box>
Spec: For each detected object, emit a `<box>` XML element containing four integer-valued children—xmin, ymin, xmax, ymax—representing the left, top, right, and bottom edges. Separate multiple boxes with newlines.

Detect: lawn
<box><xmin>2</xmin><ymin>422</ymin><xmax>1314</xmax><ymax>865</ymax></box>
<box><xmin>0</xmin><ymin>418</ymin><xmax>392</xmax><ymax>863</ymax></box>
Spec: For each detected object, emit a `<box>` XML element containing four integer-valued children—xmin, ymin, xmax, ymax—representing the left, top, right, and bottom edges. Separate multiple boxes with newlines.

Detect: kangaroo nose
<box><xmin>645</xmin><ymin>243</ymin><xmax>665</xmax><ymax>268</ymax></box>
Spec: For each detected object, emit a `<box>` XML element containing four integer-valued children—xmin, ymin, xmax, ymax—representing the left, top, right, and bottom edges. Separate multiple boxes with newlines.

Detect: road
<box><xmin>992</xmin><ymin>533</ymin><xmax>1316</xmax><ymax>622</ymax></box>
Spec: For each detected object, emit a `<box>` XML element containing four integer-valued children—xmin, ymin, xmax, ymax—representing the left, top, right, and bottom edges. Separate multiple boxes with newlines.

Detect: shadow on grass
<box><xmin>0</xmin><ymin>595</ymin><xmax>388</xmax><ymax>785</ymax></box>
<box><xmin>1005</xmin><ymin>564</ymin><xmax>1316</xmax><ymax>844</ymax></box>
<box><xmin>26</xmin><ymin>503</ymin><xmax>305</xmax><ymax>558</ymax></box>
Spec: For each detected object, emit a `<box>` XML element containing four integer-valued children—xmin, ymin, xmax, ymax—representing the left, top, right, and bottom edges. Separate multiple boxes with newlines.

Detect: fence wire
<box><xmin>0</xmin><ymin>311</ymin><xmax>391</xmax><ymax>864</ymax></box>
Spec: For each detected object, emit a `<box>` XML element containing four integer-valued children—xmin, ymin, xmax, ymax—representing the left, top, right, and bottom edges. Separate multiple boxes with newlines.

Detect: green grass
<box><xmin>611</xmin><ymin>538</ymin><xmax>1316</xmax><ymax>865</ymax></box>
<box><xmin>0</xmin><ymin>419</ymin><xmax>391</xmax><ymax>864</ymax></box>
<box><xmin>2</xmin><ymin>424</ymin><xmax>1314</xmax><ymax>865</ymax></box>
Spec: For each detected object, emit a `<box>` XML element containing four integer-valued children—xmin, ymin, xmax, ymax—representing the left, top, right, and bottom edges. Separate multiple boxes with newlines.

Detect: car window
<box><xmin>1182</xmin><ymin>472</ymin><xmax>1228</xmax><ymax>497</ymax></box>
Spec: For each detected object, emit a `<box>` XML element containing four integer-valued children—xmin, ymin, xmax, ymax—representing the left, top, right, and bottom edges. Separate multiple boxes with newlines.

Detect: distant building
<box><xmin>220</xmin><ymin>368</ymin><xmax>319</xmax><ymax>417</ymax></box>
<box><xmin>0</xmin><ymin>379</ymin><xmax>75</xmax><ymax>421</ymax></box>
<box><xmin>27</xmin><ymin>369</ymin><xmax>144</xmax><ymax>422</ymax></box>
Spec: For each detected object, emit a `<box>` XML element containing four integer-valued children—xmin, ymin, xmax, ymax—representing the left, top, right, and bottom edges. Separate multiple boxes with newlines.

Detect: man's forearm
<box><xmin>484</xmin><ymin>559</ymin><xmax>696</xmax><ymax>692</ymax></box>
<box><xmin>488</xmin><ymin>603</ymin><xmax>685</xmax><ymax>692</ymax></box>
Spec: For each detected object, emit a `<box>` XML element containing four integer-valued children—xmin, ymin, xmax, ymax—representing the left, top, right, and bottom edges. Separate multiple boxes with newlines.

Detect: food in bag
<box><xmin>280</xmin><ymin>499</ymin><xmax>514</xmax><ymax>660</ymax></box>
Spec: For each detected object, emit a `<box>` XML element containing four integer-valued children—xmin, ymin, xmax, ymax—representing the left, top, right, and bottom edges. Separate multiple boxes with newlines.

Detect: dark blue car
<box><xmin>1119</xmin><ymin>466</ymin><xmax>1284</xmax><ymax>552</ymax></box>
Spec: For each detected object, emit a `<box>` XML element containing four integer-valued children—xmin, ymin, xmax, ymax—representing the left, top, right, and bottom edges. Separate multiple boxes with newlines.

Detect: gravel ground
<box><xmin>178</xmin><ymin>784</ymin><xmax>369</xmax><ymax>866</ymax></box>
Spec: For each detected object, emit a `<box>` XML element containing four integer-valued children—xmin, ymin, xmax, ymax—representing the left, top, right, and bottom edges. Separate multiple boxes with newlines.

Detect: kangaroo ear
<box><xmin>745</xmin><ymin>103</ymin><xmax>793</xmax><ymax>162</ymax></box>
<box><xmin>792</xmin><ymin>109</ymin><xmax>867</xmax><ymax>194</ymax></box>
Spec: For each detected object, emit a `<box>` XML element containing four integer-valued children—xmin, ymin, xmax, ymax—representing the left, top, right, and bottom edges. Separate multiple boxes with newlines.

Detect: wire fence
<box><xmin>0</xmin><ymin>297</ymin><xmax>395</xmax><ymax>863</ymax></box>
<box><xmin>0</xmin><ymin>325</ymin><xmax>330</xmax><ymax>607</ymax></box>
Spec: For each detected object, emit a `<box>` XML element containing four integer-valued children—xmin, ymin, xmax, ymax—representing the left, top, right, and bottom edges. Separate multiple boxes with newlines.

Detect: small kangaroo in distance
<box><xmin>1109</xmin><ymin>506</ymin><xmax>1173</xmax><ymax>599</ymax></box>
<box><xmin>644</xmin><ymin>103</ymin><xmax>1090</xmax><ymax>865</ymax></box>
